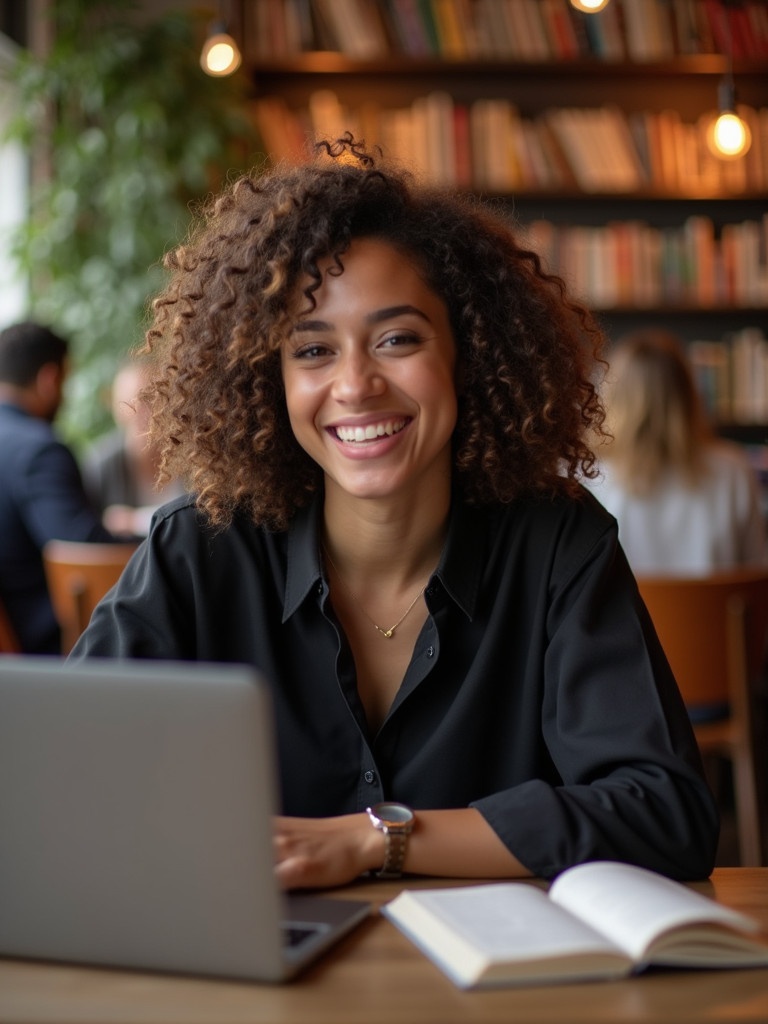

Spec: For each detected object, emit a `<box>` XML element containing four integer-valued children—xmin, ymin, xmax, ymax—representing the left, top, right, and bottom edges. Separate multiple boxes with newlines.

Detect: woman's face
<box><xmin>281</xmin><ymin>237</ymin><xmax>458</xmax><ymax>505</ymax></box>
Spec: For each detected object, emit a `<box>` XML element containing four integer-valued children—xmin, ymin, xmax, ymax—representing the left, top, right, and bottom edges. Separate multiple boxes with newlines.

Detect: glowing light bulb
<box><xmin>708</xmin><ymin>111</ymin><xmax>751</xmax><ymax>159</ymax></box>
<box><xmin>200</xmin><ymin>29</ymin><xmax>242</xmax><ymax>77</ymax></box>
<box><xmin>569</xmin><ymin>0</ymin><xmax>611</xmax><ymax>12</ymax></box>
<box><xmin>706</xmin><ymin>77</ymin><xmax>752</xmax><ymax>160</ymax></box>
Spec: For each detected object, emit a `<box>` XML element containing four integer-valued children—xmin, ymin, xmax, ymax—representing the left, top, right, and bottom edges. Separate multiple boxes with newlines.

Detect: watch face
<box><xmin>371</xmin><ymin>802</ymin><xmax>414</xmax><ymax>826</ymax></box>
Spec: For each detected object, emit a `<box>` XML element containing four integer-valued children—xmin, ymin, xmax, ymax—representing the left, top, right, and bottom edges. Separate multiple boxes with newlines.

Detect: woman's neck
<box><xmin>321</xmin><ymin>481</ymin><xmax>451</xmax><ymax>588</ymax></box>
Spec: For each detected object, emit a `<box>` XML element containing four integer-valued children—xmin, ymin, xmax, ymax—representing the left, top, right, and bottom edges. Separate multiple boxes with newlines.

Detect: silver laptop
<box><xmin>0</xmin><ymin>656</ymin><xmax>371</xmax><ymax>982</ymax></box>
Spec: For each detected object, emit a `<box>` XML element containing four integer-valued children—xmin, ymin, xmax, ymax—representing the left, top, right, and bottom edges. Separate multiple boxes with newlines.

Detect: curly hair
<box><xmin>143</xmin><ymin>135</ymin><xmax>606</xmax><ymax>530</ymax></box>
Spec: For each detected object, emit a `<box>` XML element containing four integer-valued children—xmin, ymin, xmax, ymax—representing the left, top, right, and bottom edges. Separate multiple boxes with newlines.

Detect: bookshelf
<box><xmin>234</xmin><ymin>0</ymin><xmax>768</xmax><ymax>426</ymax></box>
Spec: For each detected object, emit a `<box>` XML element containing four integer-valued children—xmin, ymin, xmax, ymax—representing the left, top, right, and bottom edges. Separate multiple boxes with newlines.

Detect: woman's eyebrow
<box><xmin>293</xmin><ymin>305</ymin><xmax>430</xmax><ymax>334</ymax></box>
<box><xmin>367</xmin><ymin>304</ymin><xmax>430</xmax><ymax>325</ymax></box>
<box><xmin>292</xmin><ymin>318</ymin><xmax>332</xmax><ymax>334</ymax></box>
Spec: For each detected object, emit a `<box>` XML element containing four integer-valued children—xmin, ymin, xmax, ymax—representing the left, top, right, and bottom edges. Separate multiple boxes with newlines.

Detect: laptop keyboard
<box><xmin>283</xmin><ymin>924</ymin><xmax>321</xmax><ymax>948</ymax></box>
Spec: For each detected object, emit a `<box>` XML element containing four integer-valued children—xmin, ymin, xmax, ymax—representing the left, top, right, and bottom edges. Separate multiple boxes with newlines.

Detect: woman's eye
<box><xmin>293</xmin><ymin>343</ymin><xmax>331</xmax><ymax>360</ymax></box>
<box><xmin>381</xmin><ymin>332</ymin><xmax>420</xmax><ymax>350</ymax></box>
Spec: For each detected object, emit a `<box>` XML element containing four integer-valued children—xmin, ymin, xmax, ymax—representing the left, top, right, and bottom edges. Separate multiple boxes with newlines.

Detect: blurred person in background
<box><xmin>82</xmin><ymin>358</ymin><xmax>183</xmax><ymax>538</ymax></box>
<box><xmin>0</xmin><ymin>321</ymin><xmax>118</xmax><ymax>653</ymax></box>
<box><xmin>586</xmin><ymin>329</ymin><xmax>765</xmax><ymax>575</ymax></box>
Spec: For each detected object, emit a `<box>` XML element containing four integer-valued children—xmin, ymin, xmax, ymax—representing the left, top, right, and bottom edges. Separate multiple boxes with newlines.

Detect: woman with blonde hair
<box><xmin>588</xmin><ymin>329</ymin><xmax>764</xmax><ymax>574</ymax></box>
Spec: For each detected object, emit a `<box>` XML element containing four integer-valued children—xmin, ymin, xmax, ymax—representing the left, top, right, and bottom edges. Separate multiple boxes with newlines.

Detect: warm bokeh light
<box><xmin>200</xmin><ymin>32</ymin><xmax>242</xmax><ymax>77</ymax></box>
<box><xmin>569</xmin><ymin>0</ymin><xmax>612</xmax><ymax>12</ymax></box>
<box><xmin>707</xmin><ymin>111</ymin><xmax>752</xmax><ymax>160</ymax></box>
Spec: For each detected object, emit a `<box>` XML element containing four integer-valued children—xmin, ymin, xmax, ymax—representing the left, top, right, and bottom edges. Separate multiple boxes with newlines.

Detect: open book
<box><xmin>382</xmin><ymin>861</ymin><xmax>768</xmax><ymax>989</ymax></box>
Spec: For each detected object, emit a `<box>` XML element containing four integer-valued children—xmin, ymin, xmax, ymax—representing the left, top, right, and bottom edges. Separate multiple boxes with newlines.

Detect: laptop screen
<box><xmin>0</xmin><ymin>657</ymin><xmax>370</xmax><ymax>981</ymax></box>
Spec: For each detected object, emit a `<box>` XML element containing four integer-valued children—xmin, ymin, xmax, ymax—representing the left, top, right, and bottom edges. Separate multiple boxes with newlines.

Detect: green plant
<box><xmin>2</xmin><ymin>0</ymin><xmax>260</xmax><ymax>447</ymax></box>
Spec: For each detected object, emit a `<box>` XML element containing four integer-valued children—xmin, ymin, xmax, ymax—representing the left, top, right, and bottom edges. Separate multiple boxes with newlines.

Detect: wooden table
<box><xmin>1</xmin><ymin>868</ymin><xmax>766</xmax><ymax>1024</ymax></box>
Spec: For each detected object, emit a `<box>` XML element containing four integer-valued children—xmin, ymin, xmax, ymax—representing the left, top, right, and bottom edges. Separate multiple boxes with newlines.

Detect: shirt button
<box><xmin>426</xmin><ymin>646</ymin><xmax>435</xmax><ymax>658</ymax></box>
<box><xmin>364</xmin><ymin>770</ymin><xmax>376</xmax><ymax>784</ymax></box>
<box><xmin>316</xmin><ymin>582</ymin><xmax>324</xmax><ymax>595</ymax></box>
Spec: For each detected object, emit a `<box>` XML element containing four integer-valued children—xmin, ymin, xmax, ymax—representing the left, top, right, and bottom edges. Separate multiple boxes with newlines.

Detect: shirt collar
<box><xmin>282</xmin><ymin>493</ymin><xmax>486</xmax><ymax>623</ymax></box>
<box><xmin>434</xmin><ymin>496</ymin><xmax>485</xmax><ymax>621</ymax></box>
<box><xmin>0</xmin><ymin>400</ymin><xmax>30</xmax><ymax>417</ymax></box>
<box><xmin>283</xmin><ymin>498</ymin><xmax>324</xmax><ymax>623</ymax></box>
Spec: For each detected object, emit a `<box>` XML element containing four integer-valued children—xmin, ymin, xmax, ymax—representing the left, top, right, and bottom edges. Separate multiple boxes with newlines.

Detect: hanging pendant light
<box><xmin>200</xmin><ymin>21</ymin><xmax>241</xmax><ymax>77</ymax></box>
<box><xmin>706</xmin><ymin>10</ymin><xmax>751</xmax><ymax>160</ymax></box>
<box><xmin>707</xmin><ymin>76</ymin><xmax>751</xmax><ymax>160</ymax></box>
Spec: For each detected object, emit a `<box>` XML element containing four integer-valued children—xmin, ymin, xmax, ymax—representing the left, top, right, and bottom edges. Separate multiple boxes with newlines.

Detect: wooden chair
<box><xmin>0</xmin><ymin>594</ymin><xmax>22</xmax><ymax>653</ymax></box>
<box><xmin>637</xmin><ymin>568</ymin><xmax>768</xmax><ymax>867</ymax></box>
<box><xmin>42</xmin><ymin>540</ymin><xmax>139</xmax><ymax>655</ymax></box>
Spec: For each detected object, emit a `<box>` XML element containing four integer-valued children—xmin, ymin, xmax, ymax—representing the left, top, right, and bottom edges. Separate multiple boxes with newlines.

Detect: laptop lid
<box><xmin>0</xmin><ymin>657</ymin><xmax>370</xmax><ymax>982</ymax></box>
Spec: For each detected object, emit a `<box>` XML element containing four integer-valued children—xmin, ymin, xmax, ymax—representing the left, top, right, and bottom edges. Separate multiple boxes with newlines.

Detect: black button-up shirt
<box><xmin>70</xmin><ymin>488</ymin><xmax>718</xmax><ymax>880</ymax></box>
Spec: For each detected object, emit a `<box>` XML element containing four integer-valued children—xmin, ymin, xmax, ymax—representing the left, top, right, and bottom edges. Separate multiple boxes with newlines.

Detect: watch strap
<box><xmin>377</xmin><ymin>829</ymin><xmax>409</xmax><ymax>879</ymax></box>
<box><xmin>367</xmin><ymin>802</ymin><xmax>415</xmax><ymax>880</ymax></box>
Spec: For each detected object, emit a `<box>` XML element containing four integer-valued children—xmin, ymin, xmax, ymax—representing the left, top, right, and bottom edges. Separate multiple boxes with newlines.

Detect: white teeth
<box><xmin>335</xmin><ymin>419</ymin><xmax>406</xmax><ymax>443</ymax></box>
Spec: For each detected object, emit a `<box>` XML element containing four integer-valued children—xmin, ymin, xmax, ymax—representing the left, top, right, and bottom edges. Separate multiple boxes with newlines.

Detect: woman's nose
<box><xmin>331</xmin><ymin>350</ymin><xmax>385</xmax><ymax>401</ymax></box>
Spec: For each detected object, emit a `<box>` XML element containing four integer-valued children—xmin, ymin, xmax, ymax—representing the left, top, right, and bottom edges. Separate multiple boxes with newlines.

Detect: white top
<box><xmin>585</xmin><ymin>442</ymin><xmax>766</xmax><ymax>576</ymax></box>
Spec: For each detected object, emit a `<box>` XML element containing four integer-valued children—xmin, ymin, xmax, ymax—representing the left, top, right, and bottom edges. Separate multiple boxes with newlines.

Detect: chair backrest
<box><xmin>0</xmin><ymin>594</ymin><xmax>22</xmax><ymax>653</ymax></box>
<box><xmin>637</xmin><ymin>568</ymin><xmax>768</xmax><ymax>715</ymax></box>
<box><xmin>42</xmin><ymin>540</ymin><xmax>140</xmax><ymax>654</ymax></box>
<box><xmin>637</xmin><ymin>568</ymin><xmax>768</xmax><ymax>865</ymax></box>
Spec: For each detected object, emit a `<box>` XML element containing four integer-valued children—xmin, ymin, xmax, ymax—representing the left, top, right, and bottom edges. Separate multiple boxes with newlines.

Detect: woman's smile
<box><xmin>331</xmin><ymin>417</ymin><xmax>409</xmax><ymax>445</ymax></box>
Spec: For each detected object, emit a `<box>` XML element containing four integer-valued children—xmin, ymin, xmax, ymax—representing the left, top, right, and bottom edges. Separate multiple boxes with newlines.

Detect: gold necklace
<box><xmin>322</xmin><ymin>545</ymin><xmax>427</xmax><ymax>639</ymax></box>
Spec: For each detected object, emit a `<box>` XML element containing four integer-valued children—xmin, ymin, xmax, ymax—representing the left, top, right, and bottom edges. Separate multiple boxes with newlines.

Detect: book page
<box><xmin>548</xmin><ymin>862</ymin><xmax>761</xmax><ymax>964</ymax></box>
<box><xmin>387</xmin><ymin>884</ymin><xmax>626</xmax><ymax>962</ymax></box>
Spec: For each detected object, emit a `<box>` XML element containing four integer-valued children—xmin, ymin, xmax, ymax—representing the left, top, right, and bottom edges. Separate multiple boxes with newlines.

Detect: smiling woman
<box><xmin>281</xmin><ymin>238</ymin><xmax>458</xmax><ymax>512</ymax></box>
<box><xmin>69</xmin><ymin>134</ymin><xmax>719</xmax><ymax>890</ymax></box>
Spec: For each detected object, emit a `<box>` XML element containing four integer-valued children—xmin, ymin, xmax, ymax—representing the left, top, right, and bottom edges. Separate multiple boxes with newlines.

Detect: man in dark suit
<box><xmin>0</xmin><ymin>321</ymin><xmax>117</xmax><ymax>653</ymax></box>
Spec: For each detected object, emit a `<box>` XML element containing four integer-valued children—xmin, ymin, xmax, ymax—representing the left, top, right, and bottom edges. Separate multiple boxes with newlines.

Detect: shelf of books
<box><xmin>241</xmin><ymin>2</ymin><xmax>768</xmax><ymax>199</ymax></box>
<box><xmin>521</xmin><ymin>216</ymin><xmax>768</xmax><ymax>314</ymax></box>
<box><xmin>235</xmin><ymin>0</ymin><xmax>768</xmax><ymax>436</ymax></box>
<box><xmin>252</xmin><ymin>85</ymin><xmax>767</xmax><ymax>197</ymax></box>
<box><xmin>240</xmin><ymin>0</ymin><xmax>768</xmax><ymax>65</ymax></box>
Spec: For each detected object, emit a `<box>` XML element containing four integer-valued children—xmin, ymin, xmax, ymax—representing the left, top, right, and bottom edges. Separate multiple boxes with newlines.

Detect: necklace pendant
<box><xmin>322</xmin><ymin>543</ymin><xmax>426</xmax><ymax>642</ymax></box>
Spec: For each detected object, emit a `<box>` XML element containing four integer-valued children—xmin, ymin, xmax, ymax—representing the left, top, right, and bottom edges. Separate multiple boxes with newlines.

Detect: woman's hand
<box><xmin>274</xmin><ymin>807</ymin><xmax>528</xmax><ymax>891</ymax></box>
<box><xmin>274</xmin><ymin>813</ymin><xmax>384</xmax><ymax>891</ymax></box>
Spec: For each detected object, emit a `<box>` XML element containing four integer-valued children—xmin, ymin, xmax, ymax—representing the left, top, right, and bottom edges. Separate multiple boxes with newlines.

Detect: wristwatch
<box><xmin>366</xmin><ymin>801</ymin><xmax>415</xmax><ymax>879</ymax></box>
